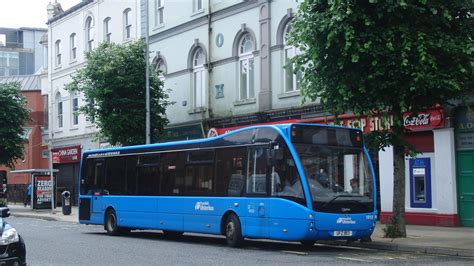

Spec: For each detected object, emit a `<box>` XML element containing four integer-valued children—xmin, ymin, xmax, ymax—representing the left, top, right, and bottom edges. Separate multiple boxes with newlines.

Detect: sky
<box><xmin>0</xmin><ymin>0</ymin><xmax>81</xmax><ymax>29</ymax></box>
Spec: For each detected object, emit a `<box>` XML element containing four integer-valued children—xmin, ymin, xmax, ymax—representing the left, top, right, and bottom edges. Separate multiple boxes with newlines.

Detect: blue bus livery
<box><xmin>78</xmin><ymin>123</ymin><xmax>377</xmax><ymax>247</ymax></box>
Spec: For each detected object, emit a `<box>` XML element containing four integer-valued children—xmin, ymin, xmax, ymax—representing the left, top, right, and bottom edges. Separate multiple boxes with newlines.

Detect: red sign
<box><xmin>208</xmin><ymin>119</ymin><xmax>298</xmax><ymax>137</ymax></box>
<box><xmin>51</xmin><ymin>145</ymin><xmax>81</xmax><ymax>164</ymax></box>
<box><xmin>208</xmin><ymin>108</ymin><xmax>444</xmax><ymax>137</ymax></box>
<box><xmin>300</xmin><ymin>108</ymin><xmax>444</xmax><ymax>133</ymax></box>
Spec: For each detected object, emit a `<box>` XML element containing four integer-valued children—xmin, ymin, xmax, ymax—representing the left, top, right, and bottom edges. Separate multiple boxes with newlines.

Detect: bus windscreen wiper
<box><xmin>320</xmin><ymin>194</ymin><xmax>363</xmax><ymax>209</ymax></box>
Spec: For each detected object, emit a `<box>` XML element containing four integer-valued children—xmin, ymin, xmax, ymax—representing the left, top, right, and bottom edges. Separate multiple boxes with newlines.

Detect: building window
<box><xmin>71</xmin><ymin>92</ymin><xmax>79</xmax><ymax>126</ymax></box>
<box><xmin>85</xmin><ymin>16</ymin><xmax>94</xmax><ymax>51</ymax></box>
<box><xmin>104</xmin><ymin>17</ymin><xmax>111</xmax><ymax>43</ymax></box>
<box><xmin>193</xmin><ymin>0</ymin><xmax>203</xmax><ymax>12</ymax></box>
<box><xmin>0</xmin><ymin>34</ymin><xmax>5</xmax><ymax>46</ymax></box>
<box><xmin>154</xmin><ymin>58</ymin><xmax>166</xmax><ymax>81</ymax></box>
<box><xmin>238</xmin><ymin>33</ymin><xmax>254</xmax><ymax>100</ymax></box>
<box><xmin>123</xmin><ymin>9</ymin><xmax>132</xmax><ymax>40</ymax></box>
<box><xmin>155</xmin><ymin>0</ymin><xmax>164</xmax><ymax>27</ymax></box>
<box><xmin>193</xmin><ymin>47</ymin><xmax>205</xmax><ymax>109</ymax></box>
<box><xmin>55</xmin><ymin>40</ymin><xmax>62</xmax><ymax>66</ymax></box>
<box><xmin>70</xmin><ymin>33</ymin><xmax>76</xmax><ymax>61</ymax></box>
<box><xmin>283</xmin><ymin>23</ymin><xmax>301</xmax><ymax>93</ymax></box>
<box><xmin>55</xmin><ymin>92</ymin><xmax>63</xmax><ymax>129</ymax></box>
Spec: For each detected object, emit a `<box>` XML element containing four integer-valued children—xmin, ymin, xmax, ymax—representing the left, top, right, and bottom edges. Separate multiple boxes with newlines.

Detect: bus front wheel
<box><xmin>225</xmin><ymin>214</ymin><xmax>243</xmax><ymax>247</ymax></box>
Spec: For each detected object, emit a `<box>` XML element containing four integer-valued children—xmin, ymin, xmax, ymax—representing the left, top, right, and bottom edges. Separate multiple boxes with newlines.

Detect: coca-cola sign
<box><xmin>403</xmin><ymin>109</ymin><xmax>443</xmax><ymax>131</ymax></box>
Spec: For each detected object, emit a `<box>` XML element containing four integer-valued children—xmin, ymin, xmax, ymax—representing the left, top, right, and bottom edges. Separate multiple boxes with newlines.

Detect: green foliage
<box><xmin>66</xmin><ymin>40</ymin><xmax>172</xmax><ymax>146</ymax></box>
<box><xmin>0</xmin><ymin>82</ymin><xmax>30</xmax><ymax>167</ymax></box>
<box><xmin>290</xmin><ymin>0</ymin><xmax>473</xmax><ymax>149</ymax></box>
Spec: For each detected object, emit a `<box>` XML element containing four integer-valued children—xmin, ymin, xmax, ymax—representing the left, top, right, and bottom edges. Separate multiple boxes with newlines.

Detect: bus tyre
<box><xmin>225</xmin><ymin>214</ymin><xmax>243</xmax><ymax>247</ymax></box>
<box><xmin>300</xmin><ymin>240</ymin><xmax>315</xmax><ymax>248</ymax></box>
<box><xmin>105</xmin><ymin>209</ymin><xmax>120</xmax><ymax>236</ymax></box>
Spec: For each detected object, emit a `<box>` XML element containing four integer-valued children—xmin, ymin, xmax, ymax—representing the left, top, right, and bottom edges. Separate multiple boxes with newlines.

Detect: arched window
<box><xmin>71</xmin><ymin>92</ymin><xmax>79</xmax><ymax>126</ymax></box>
<box><xmin>154</xmin><ymin>58</ymin><xmax>166</xmax><ymax>81</ymax></box>
<box><xmin>283</xmin><ymin>23</ymin><xmax>301</xmax><ymax>92</ymax></box>
<box><xmin>193</xmin><ymin>47</ymin><xmax>206</xmax><ymax>108</ymax></box>
<box><xmin>55</xmin><ymin>92</ymin><xmax>63</xmax><ymax>128</ymax></box>
<box><xmin>123</xmin><ymin>9</ymin><xmax>132</xmax><ymax>40</ymax></box>
<box><xmin>85</xmin><ymin>16</ymin><xmax>94</xmax><ymax>51</ymax></box>
<box><xmin>69</xmin><ymin>33</ymin><xmax>76</xmax><ymax>61</ymax></box>
<box><xmin>104</xmin><ymin>17</ymin><xmax>111</xmax><ymax>43</ymax></box>
<box><xmin>55</xmin><ymin>40</ymin><xmax>61</xmax><ymax>66</ymax></box>
<box><xmin>238</xmin><ymin>33</ymin><xmax>254</xmax><ymax>100</ymax></box>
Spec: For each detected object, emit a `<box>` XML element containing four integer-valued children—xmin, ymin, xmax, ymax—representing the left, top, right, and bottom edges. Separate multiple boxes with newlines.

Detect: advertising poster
<box><xmin>33</xmin><ymin>175</ymin><xmax>55</xmax><ymax>209</ymax></box>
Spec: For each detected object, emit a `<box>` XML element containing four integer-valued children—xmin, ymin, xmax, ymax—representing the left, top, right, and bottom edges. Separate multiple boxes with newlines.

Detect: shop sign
<box><xmin>456</xmin><ymin>132</ymin><xmax>474</xmax><ymax>150</ymax></box>
<box><xmin>301</xmin><ymin>108</ymin><xmax>444</xmax><ymax>133</ymax></box>
<box><xmin>455</xmin><ymin>107</ymin><xmax>474</xmax><ymax>133</ymax></box>
<box><xmin>51</xmin><ymin>145</ymin><xmax>81</xmax><ymax>164</ymax></box>
<box><xmin>207</xmin><ymin>119</ymin><xmax>298</xmax><ymax>137</ymax></box>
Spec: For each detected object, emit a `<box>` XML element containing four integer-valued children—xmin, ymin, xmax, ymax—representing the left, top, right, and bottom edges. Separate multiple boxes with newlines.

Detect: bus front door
<box><xmin>244</xmin><ymin>147</ymin><xmax>269</xmax><ymax>238</ymax></box>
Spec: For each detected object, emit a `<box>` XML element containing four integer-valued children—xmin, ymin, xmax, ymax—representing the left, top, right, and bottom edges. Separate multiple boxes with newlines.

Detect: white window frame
<box><xmin>85</xmin><ymin>16</ymin><xmax>94</xmax><ymax>51</ymax></box>
<box><xmin>193</xmin><ymin>48</ymin><xmax>206</xmax><ymax>109</ymax></box>
<box><xmin>55</xmin><ymin>93</ymin><xmax>63</xmax><ymax>129</ymax></box>
<box><xmin>155</xmin><ymin>0</ymin><xmax>164</xmax><ymax>27</ymax></box>
<box><xmin>238</xmin><ymin>34</ymin><xmax>254</xmax><ymax>100</ymax></box>
<box><xmin>104</xmin><ymin>17</ymin><xmax>111</xmax><ymax>43</ymax></box>
<box><xmin>71</xmin><ymin>92</ymin><xmax>79</xmax><ymax>126</ymax></box>
<box><xmin>70</xmin><ymin>33</ymin><xmax>76</xmax><ymax>61</ymax></box>
<box><xmin>193</xmin><ymin>0</ymin><xmax>203</xmax><ymax>12</ymax></box>
<box><xmin>123</xmin><ymin>9</ymin><xmax>132</xmax><ymax>40</ymax></box>
<box><xmin>283</xmin><ymin>23</ymin><xmax>301</xmax><ymax>93</ymax></box>
<box><xmin>55</xmin><ymin>40</ymin><xmax>61</xmax><ymax>66</ymax></box>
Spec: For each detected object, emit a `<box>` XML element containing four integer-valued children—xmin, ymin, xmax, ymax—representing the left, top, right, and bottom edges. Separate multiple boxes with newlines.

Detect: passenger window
<box><xmin>215</xmin><ymin>147</ymin><xmax>247</xmax><ymax>197</ymax></box>
<box><xmin>184</xmin><ymin>150</ymin><xmax>215</xmax><ymax>196</ymax></box>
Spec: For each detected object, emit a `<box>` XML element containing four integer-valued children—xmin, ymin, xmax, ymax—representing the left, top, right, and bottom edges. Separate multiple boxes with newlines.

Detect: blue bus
<box><xmin>78</xmin><ymin>123</ymin><xmax>377</xmax><ymax>247</ymax></box>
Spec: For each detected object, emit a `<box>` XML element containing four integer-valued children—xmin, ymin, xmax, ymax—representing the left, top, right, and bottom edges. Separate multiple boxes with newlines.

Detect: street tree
<box><xmin>290</xmin><ymin>0</ymin><xmax>473</xmax><ymax>237</ymax></box>
<box><xmin>0</xmin><ymin>82</ymin><xmax>30</xmax><ymax>167</ymax></box>
<box><xmin>66</xmin><ymin>40</ymin><xmax>171</xmax><ymax>146</ymax></box>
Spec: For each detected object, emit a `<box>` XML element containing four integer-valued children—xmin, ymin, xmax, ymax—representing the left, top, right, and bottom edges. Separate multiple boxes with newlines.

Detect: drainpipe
<box><xmin>206</xmin><ymin>0</ymin><xmax>212</xmax><ymax>123</ymax></box>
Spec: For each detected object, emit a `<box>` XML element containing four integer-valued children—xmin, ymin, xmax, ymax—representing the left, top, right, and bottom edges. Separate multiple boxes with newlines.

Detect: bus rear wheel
<box><xmin>224</xmin><ymin>214</ymin><xmax>243</xmax><ymax>247</ymax></box>
<box><xmin>105</xmin><ymin>209</ymin><xmax>128</xmax><ymax>236</ymax></box>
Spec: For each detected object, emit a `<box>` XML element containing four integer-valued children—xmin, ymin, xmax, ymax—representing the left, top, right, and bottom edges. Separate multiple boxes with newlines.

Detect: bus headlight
<box><xmin>1</xmin><ymin>228</ymin><xmax>19</xmax><ymax>245</ymax></box>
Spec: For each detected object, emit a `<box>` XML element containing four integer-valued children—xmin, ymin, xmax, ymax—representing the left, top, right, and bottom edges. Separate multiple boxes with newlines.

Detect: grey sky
<box><xmin>0</xmin><ymin>0</ymin><xmax>81</xmax><ymax>29</ymax></box>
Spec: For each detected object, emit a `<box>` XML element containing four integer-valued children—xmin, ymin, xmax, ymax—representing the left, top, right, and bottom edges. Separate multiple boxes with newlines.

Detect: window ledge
<box><xmin>278</xmin><ymin>90</ymin><xmax>300</xmax><ymax>99</ymax></box>
<box><xmin>69</xmin><ymin>126</ymin><xmax>79</xmax><ymax>131</ymax></box>
<box><xmin>233</xmin><ymin>98</ymin><xmax>256</xmax><ymax>106</ymax></box>
<box><xmin>54</xmin><ymin>130</ymin><xmax>63</xmax><ymax>134</ymax></box>
<box><xmin>54</xmin><ymin>65</ymin><xmax>62</xmax><ymax>70</ymax></box>
<box><xmin>152</xmin><ymin>24</ymin><xmax>165</xmax><ymax>32</ymax></box>
<box><xmin>191</xmin><ymin>9</ymin><xmax>205</xmax><ymax>17</ymax></box>
<box><xmin>188</xmin><ymin>107</ymin><xmax>207</xmax><ymax>114</ymax></box>
<box><xmin>122</xmin><ymin>38</ymin><xmax>133</xmax><ymax>44</ymax></box>
<box><xmin>69</xmin><ymin>59</ymin><xmax>77</xmax><ymax>65</ymax></box>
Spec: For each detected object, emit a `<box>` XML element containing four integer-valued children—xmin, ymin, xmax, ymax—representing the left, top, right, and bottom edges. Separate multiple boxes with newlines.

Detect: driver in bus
<box><xmin>350</xmin><ymin>178</ymin><xmax>359</xmax><ymax>194</ymax></box>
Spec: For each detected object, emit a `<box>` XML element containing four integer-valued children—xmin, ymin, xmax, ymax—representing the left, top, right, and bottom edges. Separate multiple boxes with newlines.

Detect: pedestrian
<box><xmin>24</xmin><ymin>183</ymin><xmax>32</xmax><ymax>207</ymax></box>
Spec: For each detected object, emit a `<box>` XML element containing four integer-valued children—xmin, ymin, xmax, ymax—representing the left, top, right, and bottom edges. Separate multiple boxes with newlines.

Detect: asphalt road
<box><xmin>6</xmin><ymin>217</ymin><xmax>474</xmax><ymax>265</ymax></box>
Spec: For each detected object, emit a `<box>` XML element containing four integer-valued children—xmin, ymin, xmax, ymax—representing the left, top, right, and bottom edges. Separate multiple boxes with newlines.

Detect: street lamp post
<box><xmin>145</xmin><ymin>0</ymin><xmax>151</xmax><ymax>144</ymax></box>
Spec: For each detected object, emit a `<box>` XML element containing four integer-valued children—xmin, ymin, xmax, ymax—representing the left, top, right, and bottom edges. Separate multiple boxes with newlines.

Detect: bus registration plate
<box><xmin>334</xmin><ymin>230</ymin><xmax>353</xmax><ymax>237</ymax></box>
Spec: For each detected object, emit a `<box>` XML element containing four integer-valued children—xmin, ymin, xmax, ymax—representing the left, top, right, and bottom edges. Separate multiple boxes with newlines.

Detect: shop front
<box><xmin>52</xmin><ymin>145</ymin><xmax>81</xmax><ymax>206</ymax></box>
<box><xmin>455</xmin><ymin>106</ymin><xmax>474</xmax><ymax>227</ymax></box>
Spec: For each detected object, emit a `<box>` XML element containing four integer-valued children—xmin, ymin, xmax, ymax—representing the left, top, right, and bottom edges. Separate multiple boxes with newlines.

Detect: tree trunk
<box><xmin>386</xmin><ymin>111</ymin><xmax>407</xmax><ymax>238</ymax></box>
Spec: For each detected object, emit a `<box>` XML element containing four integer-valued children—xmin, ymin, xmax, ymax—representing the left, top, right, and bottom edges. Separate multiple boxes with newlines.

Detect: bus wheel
<box><xmin>225</xmin><ymin>214</ymin><xmax>243</xmax><ymax>247</ymax></box>
<box><xmin>300</xmin><ymin>240</ymin><xmax>315</xmax><ymax>248</ymax></box>
<box><xmin>105</xmin><ymin>209</ymin><xmax>120</xmax><ymax>236</ymax></box>
<box><xmin>163</xmin><ymin>231</ymin><xmax>183</xmax><ymax>238</ymax></box>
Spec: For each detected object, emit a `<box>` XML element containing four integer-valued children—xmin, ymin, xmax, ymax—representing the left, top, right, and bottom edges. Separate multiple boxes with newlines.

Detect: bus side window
<box><xmin>215</xmin><ymin>147</ymin><xmax>247</xmax><ymax>197</ymax></box>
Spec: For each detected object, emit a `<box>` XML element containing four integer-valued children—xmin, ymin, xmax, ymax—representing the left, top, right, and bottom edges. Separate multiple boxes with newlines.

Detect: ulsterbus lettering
<box><xmin>195</xmin><ymin>201</ymin><xmax>214</xmax><ymax>211</ymax></box>
<box><xmin>336</xmin><ymin>217</ymin><xmax>356</xmax><ymax>224</ymax></box>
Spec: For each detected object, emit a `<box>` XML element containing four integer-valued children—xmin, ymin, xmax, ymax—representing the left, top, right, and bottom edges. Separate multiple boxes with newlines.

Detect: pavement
<box><xmin>6</xmin><ymin>202</ymin><xmax>474</xmax><ymax>258</ymax></box>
